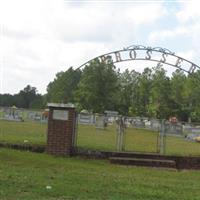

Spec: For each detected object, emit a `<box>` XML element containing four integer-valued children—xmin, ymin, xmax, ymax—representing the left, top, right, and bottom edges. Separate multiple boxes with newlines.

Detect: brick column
<box><xmin>46</xmin><ymin>103</ymin><xmax>76</xmax><ymax>156</ymax></box>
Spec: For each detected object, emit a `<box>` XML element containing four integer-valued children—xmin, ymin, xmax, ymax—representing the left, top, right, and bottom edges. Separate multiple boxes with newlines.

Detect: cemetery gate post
<box><xmin>46</xmin><ymin>103</ymin><xmax>76</xmax><ymax>156</ymax></box>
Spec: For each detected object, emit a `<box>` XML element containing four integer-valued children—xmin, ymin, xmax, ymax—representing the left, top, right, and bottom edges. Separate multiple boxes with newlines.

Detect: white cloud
<box><xmin>177</xmin><ymin>50</ymin><xmax>196</xmax><ymax>61</ymax></box>
<box><xmin>125</xmin><ymin>3</ymin><xmax>167</xmax><ymax>25</ymax></box>
<box><xmin>148</xmin><ymin>0</ymin><xmax>200</xmax><ymax>68</ymax></box>
<box><xmin>2</xmin><ymin>0</ymin><xmax>200</xmax><ymax>95</ymax></box>
<box><xmin>0</xmin><ymin>0</ymin><xmax>167</xmax><ymax>94</ymax></box>
<box><xmin>176</xmin><ymin>0</ymin><xmax>200</xmax><ymax>23</ymax></box>
<box><xmin>148</xmin><ymin>26</ymin><xmax>190</xmax><ymax>43</ymax></box>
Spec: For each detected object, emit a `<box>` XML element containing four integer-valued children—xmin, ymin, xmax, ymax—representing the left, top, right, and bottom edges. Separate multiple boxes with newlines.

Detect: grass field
<box><xmin>1</xmin><ymin>121</ymin><xmax>200</xmax><ymax>199</ymax></box>
<box><xmin>1</xmin><ymin>148</ymin><xmax>200</xmax><ymax>200</ymax></box>
<box><xmin>0</xmin><ymin>111</ymin><xmax>4</xmax><ymax>118</ymax></box>
<box><xmin>1</xmin><ymin>120</ymin><xmax>200</xmax><ymax>156</ymax></box>
<box><xmin>77</xmin><ymin>125</ymin><xmax>200</xmax><ymax>156</ymax></box>
<box><xmin>0</xmin><ymin>120</ymin><xmax>46</xmax><ymax>145</ymax></box>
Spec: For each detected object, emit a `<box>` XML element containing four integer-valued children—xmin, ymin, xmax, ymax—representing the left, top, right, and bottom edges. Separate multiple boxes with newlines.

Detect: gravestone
<box><xmin>95</xmin><ymin>114</ymin><xmax>105</xmax><ymax>129</ymax></box>
<box><xmin>78</xmin><ymin>113</ymin><xmax>94</xmax><ymax>124</ymax></box>
<box><xmin>104</xmin><ymin>110</ymin><xmax>118</xmax><ymax>124</ymax></box>
<box><xmin>3</xmin><ymin>106</ymin><xmax>23</xmax><ymax>122</ymax></box>
<box><xmin>150</xmin><ymin>119</ymin><xmax>161</xmax><ymax>130</ymax></box>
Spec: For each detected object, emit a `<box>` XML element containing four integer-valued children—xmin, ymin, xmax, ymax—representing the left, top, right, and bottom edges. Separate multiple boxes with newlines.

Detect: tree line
<box><xmin>0</xmin><ymin>85</ymin><xmax>44</xmax><ymax>109</ymax></box>
<box><xmin>1</xmin><ymin>59</ymin><xmax>200</xmax><ymax>122</ymax></box>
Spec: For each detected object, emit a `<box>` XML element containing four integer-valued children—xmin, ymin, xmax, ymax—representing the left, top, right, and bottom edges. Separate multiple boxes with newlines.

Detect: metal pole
<box><xmin>116</xmin><ymin>116</ymin><xmax>125</xmax><ymax>152</ymax></box>
<box><xmin>116</xmin><ymin>117</ymin><xmax>121</xmax><ymax>151</ymax></box>
<box><xmin>121</xmin><ymin>117</ymin><xmax>126</xmax><ymax>151</ymax></box>
<box><xmin>160</xmin><ymin>119</ymin><xmax>165</xmax><ymax>154</ymax></box>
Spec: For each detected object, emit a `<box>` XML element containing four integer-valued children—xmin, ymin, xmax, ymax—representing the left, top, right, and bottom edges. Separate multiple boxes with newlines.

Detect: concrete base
<box><xmin>109</xmin><ymin>157</ymin><xmax>176</xmax><ymax>168</ymax></box>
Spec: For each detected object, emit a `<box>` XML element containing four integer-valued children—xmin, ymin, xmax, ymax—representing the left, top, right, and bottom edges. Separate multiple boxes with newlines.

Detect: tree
<box><xmin>17</xmin><ymin>85</ymin><xmax>39</xmax><ymax>108</ymax></box>
<box><xmin>18</xmin><ymin>85</ymin><xmax>37</xmax><ymax>108</ymax></box>
<box><xmin>46</xmin><ymin>67</ymin><xmax>82</xmax><ymax>103</ymax></box>
<box><xmin>0</xmin><ymin>94</ymin><xmax>14</xmax><ymax>107</ymax></box>
<box><xmin>74</xmin><ymin>59</ymin><xmax>119</xmax><ymax>113</ymax></box>
<box><xmin>0</xmin><ymin>85</ymin><xmax>43</xmax><ymax>109</ymax></box>
<box><xmin>148</xmin><ymin>66</ymin><xmax>171</xmax><ymax>119</ymax></box>
<box><xmin>118</xmin><ymin>69</ymin><xmax>140</xmax><ymax>116</ymax></box>
<box><xmin>29</xmin><ymin>95</ymin><xmax>44</xmax><ymax>109</ymax></box>
<box><xmin>137</xmin><ymin>67</ymin><xmax>153</xmax><ymax>117</ymax></box>
<box><xmin>186</xmin><ymin>71</ymin><xmax>200</xmax><ymax>122</ymax></box>
<box><xmin>170</xmin><ymin>69</ymin><xmax>188</xmax><ymax>121</ymax></box>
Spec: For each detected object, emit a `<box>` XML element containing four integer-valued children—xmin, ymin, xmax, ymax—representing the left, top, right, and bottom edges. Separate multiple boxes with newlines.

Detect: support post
<box><xmin>159</xmin><ymin>119</ymin><xmax>166</xmax><ymax>154</ymax></box>
<box><xmin>116</xmin><ymin>116</ymin><xmax>126</xmax><ymax>152</ymax></box>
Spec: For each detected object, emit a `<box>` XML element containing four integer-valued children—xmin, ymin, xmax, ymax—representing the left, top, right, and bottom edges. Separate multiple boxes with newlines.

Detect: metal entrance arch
<box><xmin>76</xmin><ymin>45</ymin><xmax>200</xmax><ymax>154</ymax></box>
<box><xmin>77</xmin><ymin>45</ymin><xmax>200</xmax><ymax>74</ymax></box>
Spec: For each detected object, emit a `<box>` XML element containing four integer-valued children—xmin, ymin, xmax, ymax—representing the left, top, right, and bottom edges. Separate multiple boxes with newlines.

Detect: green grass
<box><xmin>77</xmin><ymin>125</ymin><xmax>158</xmax><ymax>152</ymax></box>
<box><xmin>165</xmin><ymin>136</ymin><xmax>200</xmax><ymax>156</ymax></box>
<box><xmin>0</xmin><ymin>120</ymin><xmax>46</xmax><ymax>145</ymax></box>
<box><xmin>0</xmin><ymin>111</ymin><xmax>4</xmax><ymax>118</ymax></box>
<box><xmin>1</xmin><ymin>148</ymin><xmax>200</xmax><ymax>200</ymax></box>
<box><xmin>77</xmin><ymin>124</ymin><xmax>200</xmax><ymax>156</ymax></box>
<box><xmin>1</xmin><ymin>120</ymin><xmax>200</xmax><ymax>156</ymax></box>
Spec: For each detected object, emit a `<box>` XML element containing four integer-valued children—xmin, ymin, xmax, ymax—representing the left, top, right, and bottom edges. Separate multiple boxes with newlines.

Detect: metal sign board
<box><xmin>53</xmin><ymin>110</ymin><xmax>69</xmax><ymax>121</ymax></box>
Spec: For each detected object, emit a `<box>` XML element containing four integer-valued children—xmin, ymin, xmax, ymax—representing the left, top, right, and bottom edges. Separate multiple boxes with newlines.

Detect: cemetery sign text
<box><xmin>78</xmin><ymin>45</ymin><xmax>200</xmax><ymax>74</ymax></box>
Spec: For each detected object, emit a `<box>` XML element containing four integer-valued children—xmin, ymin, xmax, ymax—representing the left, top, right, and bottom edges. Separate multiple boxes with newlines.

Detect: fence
<box><xmin>1</xmin><ymin>106</ymin><xmax>200</xmax><ymax>136</ymax></box>
<box><xmin>124</xmin><ymin>117</ymin><xmax>200</xmax><ymax>136</ymax></box>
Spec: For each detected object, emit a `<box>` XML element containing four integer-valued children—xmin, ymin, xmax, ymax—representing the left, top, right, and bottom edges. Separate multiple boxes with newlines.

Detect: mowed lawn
<box><xmin>1</xmin><ymin>120</ymin><xmax>200</xmax><ymax>156</ymax></box>
<box><xmin>1</xmin><ymin>148</ymin><xmax>200</xmax><ymax>200</ymax></box>
<box><xmin>0</xmin><ymin>120</ymin><xmax>46</xmax><ymax>145</ymax></box>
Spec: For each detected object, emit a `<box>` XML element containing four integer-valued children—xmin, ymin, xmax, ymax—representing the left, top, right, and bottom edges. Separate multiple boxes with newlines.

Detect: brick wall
<box><xmin>46</xmin><ymin>107</ymin><xmax>75</xmax><ymax>156</ymax></box>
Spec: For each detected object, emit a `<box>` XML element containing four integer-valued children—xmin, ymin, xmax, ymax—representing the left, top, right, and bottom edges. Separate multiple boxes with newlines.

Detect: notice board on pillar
<box><xmin>53</xmin><ymin>110</ymin><xmax>69</xmax><ymax>121</ymax></box>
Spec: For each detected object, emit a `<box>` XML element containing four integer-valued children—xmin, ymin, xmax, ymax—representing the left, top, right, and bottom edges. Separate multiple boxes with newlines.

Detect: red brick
<box><xmin>46</xmin><ymin>105</ymin><xmax>76</xmax><ymax>156</ymax></box>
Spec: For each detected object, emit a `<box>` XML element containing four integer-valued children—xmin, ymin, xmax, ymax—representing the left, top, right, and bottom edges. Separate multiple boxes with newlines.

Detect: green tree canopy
<box><xmin>148</xmin><ymin>66</ymin><xmax>171</xmax><ymax>119</ymax></box>
<box><xmin>118</xmin><ymin>69</ymin><xmax>140</xmax><ymax>115</ymax></box>
<box><xmin>74</xmin><ymin>59</ymin><xmax>119</xmax><ymax>113</ymax></box>
<box><xmin>46</xmin><ymin>67</ymin><xmax>81</xmax><ymax>103</ymax></box>
<box><xmin>0</xmin><ymin>85</ymin><xmax>43</xmax><ymax>109</ymax></box>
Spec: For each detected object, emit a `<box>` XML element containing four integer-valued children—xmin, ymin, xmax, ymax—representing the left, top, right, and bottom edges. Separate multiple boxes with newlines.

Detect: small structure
<box><xmin>46</xmin><ymin>103</ymin><xmax>76</xmax><ymax>156</ymax></box>
<box><xmin>95</xmin><ymin>114</ymin><xmax>106</xmax><ymax>129</ymax></box>
<box><xmin>3</xmin><ymin>106</ymin><xmax>23</xmax><ymax>122</ymax></box>
<box><xmin>104</xmin><ymin>110</ymin><xmax>118</xmax><ymax>124</ymax></box>
<box><xmin>78</xmin><ymin>110</ymin><xmax>94</xmax><ymax>125</ymax></box>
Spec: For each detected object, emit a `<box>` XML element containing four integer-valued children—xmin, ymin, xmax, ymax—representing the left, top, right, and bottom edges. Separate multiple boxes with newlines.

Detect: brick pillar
<box><xmin>46</xmin><ymin>103</ymin><xmax>76</xmax><ymax>156</ymax></box>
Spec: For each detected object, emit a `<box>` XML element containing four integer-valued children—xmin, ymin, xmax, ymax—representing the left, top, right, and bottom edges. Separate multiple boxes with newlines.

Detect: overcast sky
<box><xmin>1</xmin><ymin>0</ymin><xmax>200</xmax><ymax>94</ymax></box>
